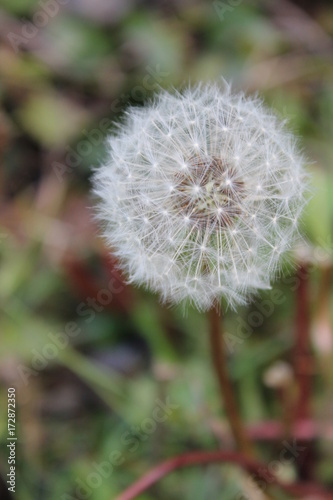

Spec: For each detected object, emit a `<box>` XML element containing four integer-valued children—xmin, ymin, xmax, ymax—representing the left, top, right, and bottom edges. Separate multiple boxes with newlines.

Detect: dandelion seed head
<box><xmin>93</xmin><ymin>82</ymin><xmax>308</xmax><ymax>311</ymax></box>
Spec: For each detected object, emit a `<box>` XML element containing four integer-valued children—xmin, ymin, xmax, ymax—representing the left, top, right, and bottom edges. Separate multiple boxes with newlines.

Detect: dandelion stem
<box><xmin>208</xmin><ymin>308</ymin><xmax>254</xmax><ymax>457</ymax></box>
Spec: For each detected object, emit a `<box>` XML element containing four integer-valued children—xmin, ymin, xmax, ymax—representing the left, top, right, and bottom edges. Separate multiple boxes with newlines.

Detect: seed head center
<box><xmin>174</xmin><ymin>155</ymin><xmax>244</xmax><ymax>228</ymax></box>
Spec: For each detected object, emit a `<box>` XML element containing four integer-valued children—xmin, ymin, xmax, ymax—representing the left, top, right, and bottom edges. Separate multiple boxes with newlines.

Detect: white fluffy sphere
<box><xmin>93</xmin><ymin>83</ymin><xmax>308</xmax><ymax>311</ymax></box>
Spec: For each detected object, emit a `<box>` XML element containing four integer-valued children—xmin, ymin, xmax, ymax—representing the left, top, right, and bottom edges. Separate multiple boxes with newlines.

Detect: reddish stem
<box><xmin>294</xmin><ymin>264</ymin><xmax>312</xmax><ymax>421</ymax></box>
<box><xmin>208</xmin><ymin>308</ymin><xmax>254</xmax><ymax>456</ymax></box>
<box><xmin>114</xmin><ymin>450</ymin><xmax>332</xmax><ymax>500</ymax></box>
<box><xmin>293</xmin><ymin>264</ymin><xmax>315</xmax><ymax>479</ymax></box>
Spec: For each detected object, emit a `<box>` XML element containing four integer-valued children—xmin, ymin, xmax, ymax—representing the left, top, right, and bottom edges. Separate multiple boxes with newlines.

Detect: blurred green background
<box><xmin>1</xmin><ymin>0</ymin><xmax>333</xmax><ymax>499</ymax></box>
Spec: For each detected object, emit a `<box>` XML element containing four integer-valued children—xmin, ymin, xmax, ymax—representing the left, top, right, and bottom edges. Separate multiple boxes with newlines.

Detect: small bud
<box><xmin>263</xmin><ymin>361</ymin><xmax>293</xmax><ymax>389</ymax></box>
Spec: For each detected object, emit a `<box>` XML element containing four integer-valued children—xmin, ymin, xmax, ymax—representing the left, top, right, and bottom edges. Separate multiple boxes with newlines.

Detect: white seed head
<box><xmin>93</xmin><ymin>82</ymin><xmax>308</xmax><ymax>311</ymax></box>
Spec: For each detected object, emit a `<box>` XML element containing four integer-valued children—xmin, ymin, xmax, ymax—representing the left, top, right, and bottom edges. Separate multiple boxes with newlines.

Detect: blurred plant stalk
<box><xmin>294</xmin><ymin>264</ymin><xmax>313</xmax><ymax>422</ymax></box>
<box><xmin>311</xmin><ymin>263</ymin><xmax>333</xmax><ymax>385</ymax></box>
<box><xmin>293</xmin><ymin>263</ymin><xmax>315</xmax><ymax>480</ymax></box>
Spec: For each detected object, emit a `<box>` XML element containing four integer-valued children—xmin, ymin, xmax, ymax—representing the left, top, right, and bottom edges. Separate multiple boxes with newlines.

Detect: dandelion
<box><xmin>93</xmin><ymin>82</ymin><xmax>310</xmax><ymax>471</ymax></box>
<box><xmin>93</xmin><ymin>82</ymin><xmax>307</xmax><ymax>311</ymax></box>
